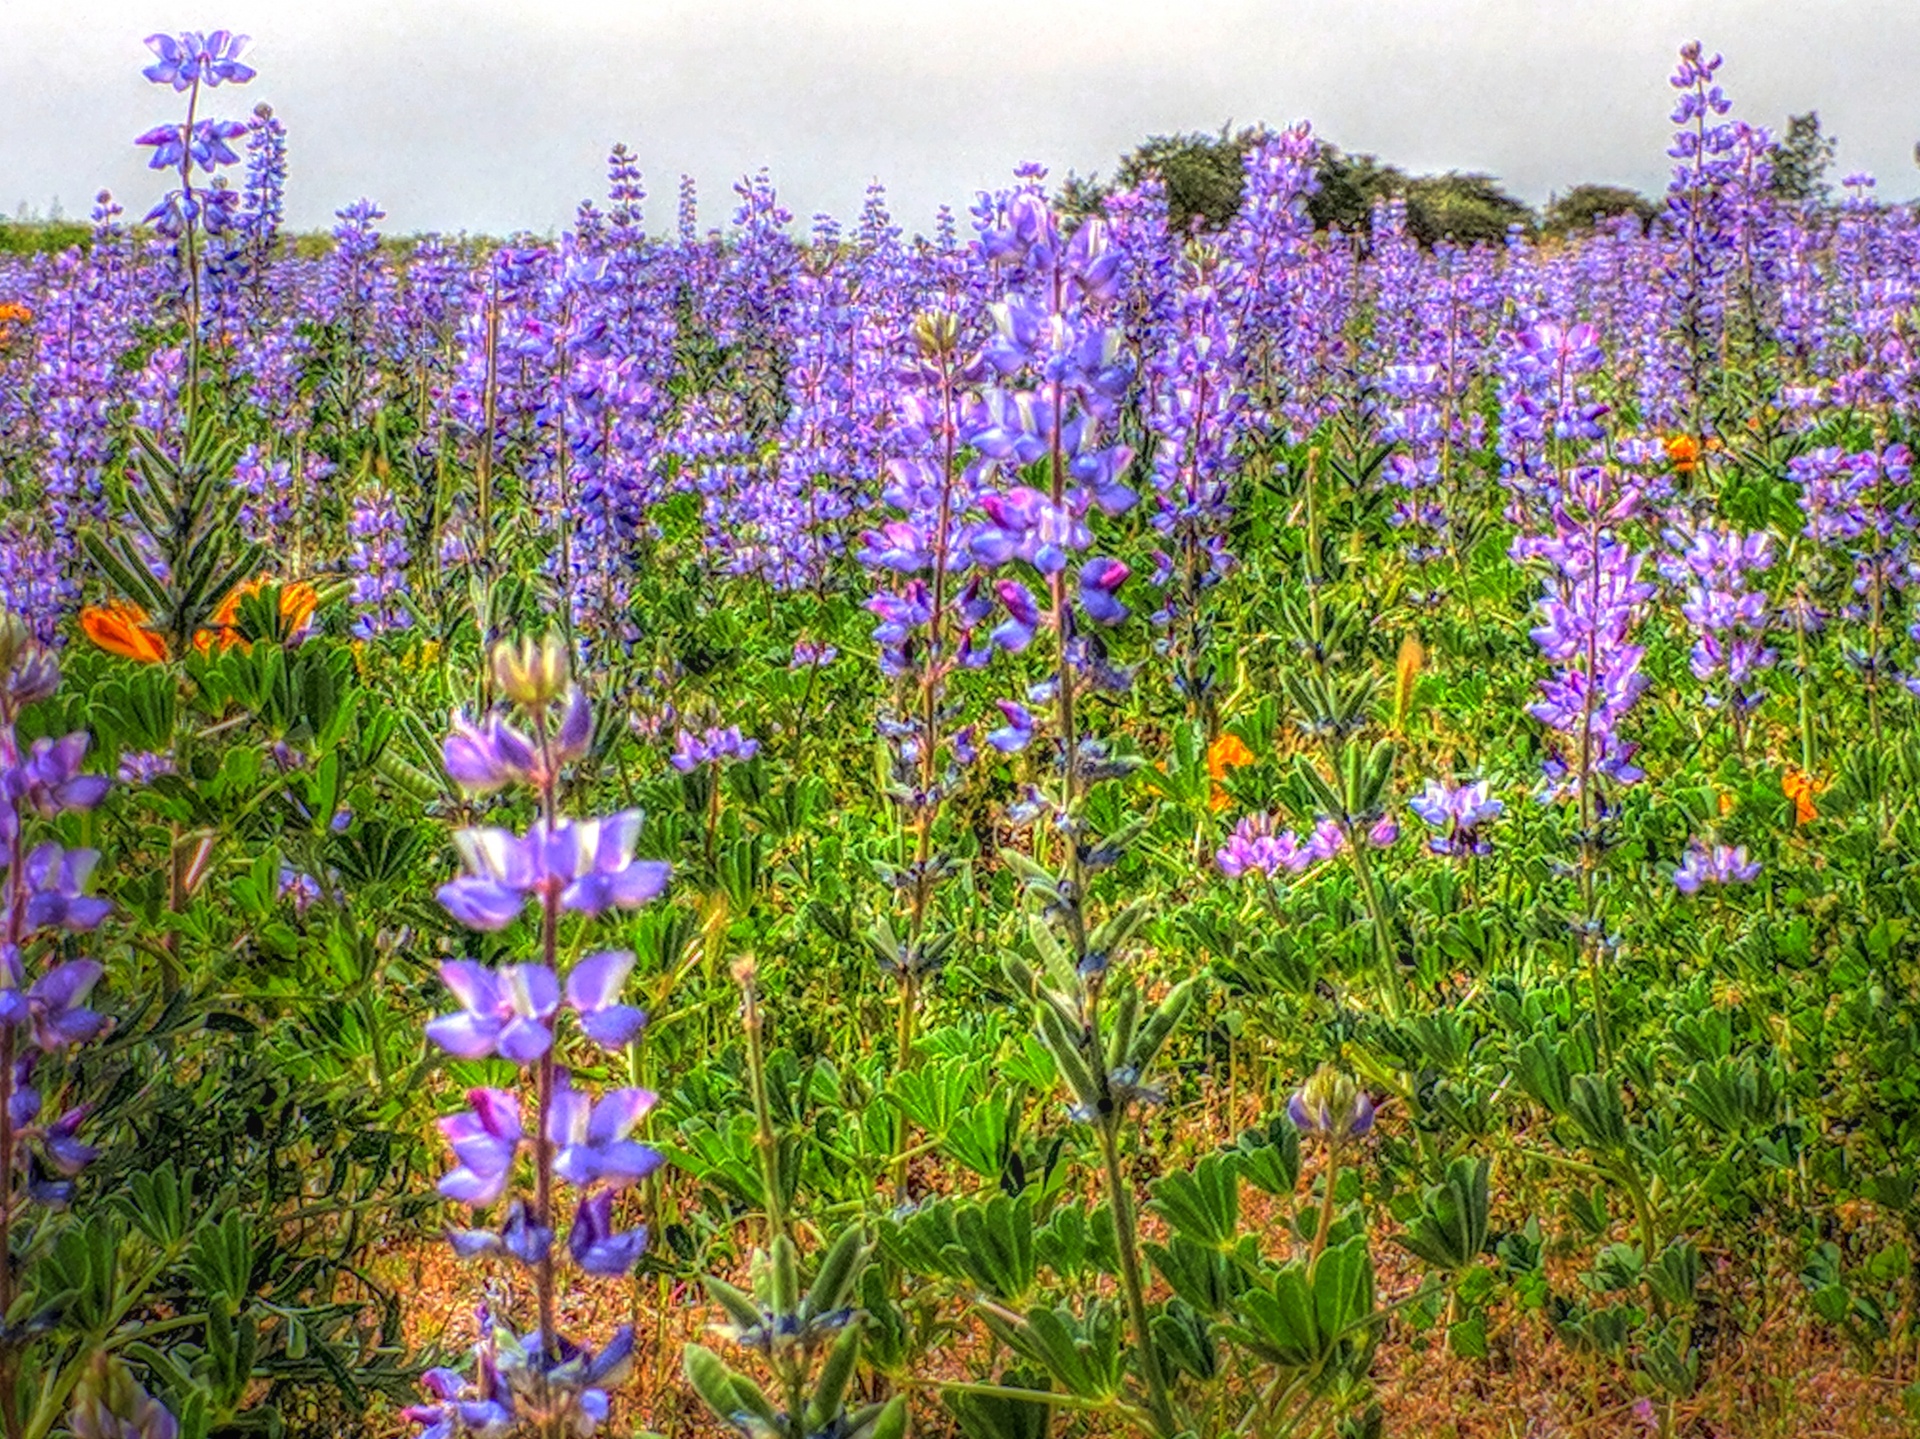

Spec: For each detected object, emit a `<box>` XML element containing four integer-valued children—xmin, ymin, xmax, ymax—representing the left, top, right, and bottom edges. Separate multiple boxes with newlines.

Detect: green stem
<box><xmin>1096</xmin><ymin>1118</ymin><xmax>1178</xmax><ymax>1439</ymax></box>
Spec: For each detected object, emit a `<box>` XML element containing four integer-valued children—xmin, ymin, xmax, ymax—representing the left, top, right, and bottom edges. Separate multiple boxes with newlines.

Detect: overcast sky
<box><xmin>8</xmin><ymin>0</ymin><xmax>1919</xmax><ymax>238</ymax></box>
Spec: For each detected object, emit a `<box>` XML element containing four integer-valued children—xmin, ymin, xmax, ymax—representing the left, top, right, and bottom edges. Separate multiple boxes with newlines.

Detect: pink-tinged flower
<box><xmin>1214</xmin><ymin>814</ymin><xmax>1310</xmax><ymax>880</ymax></box>
<box><xmin>987</xmin><ymin>700</ymin><xmax>1034</xmax><ymax>754</ymax></box>
<box><xmin>1409</xmin><ymin>778</ymin><xmax>1503</xmax><ymax>856</ymax></box>
<box><xmin>437</xmin><ymin>1088</ymin><xmax>523</xmax><ymax>1206</ymax></box>
<box><xmin>1077</xmin><ymin>556</ymin><xmax>1130</xmax><ymax>626</ymax></box>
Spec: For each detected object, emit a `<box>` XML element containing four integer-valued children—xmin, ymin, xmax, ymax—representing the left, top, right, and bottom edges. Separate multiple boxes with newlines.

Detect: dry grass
<box><xmin>360</xmin><ymin>1152</ymin><xmax>1913</xmax><ymax>1439</ymax></box>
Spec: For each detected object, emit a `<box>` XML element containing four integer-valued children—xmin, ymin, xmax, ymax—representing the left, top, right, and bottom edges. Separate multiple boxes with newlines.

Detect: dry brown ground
<box><xmin>359</xmin><ymin>1163</ymin><xmax>1914</xmax><ymax>1439</ymax></box>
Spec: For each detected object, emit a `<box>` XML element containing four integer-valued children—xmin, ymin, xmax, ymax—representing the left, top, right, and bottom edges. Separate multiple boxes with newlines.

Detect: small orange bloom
<box><xmin>1783</xmin><ymin>767</ymin><xmax>1820</xmax><ymax>826</ymax></box>
<box><xmin>1665</xmin><ymin>434</ymin><xmax>1703</xmax><ymax>474</ymax></box>
<box><xmin>196</xmin><ymin>577</ymin><xmax>320</xmax><ymax>654</ymax></box>
<box><xmin>1207</xmin><ymin>732</ymin><xmax>1254</xmax><ymax>811</ymax></box>
<box><xmin>80</xmin><ymin>602</ymin><xmax>168</xmax><ymax>664</ymax></box>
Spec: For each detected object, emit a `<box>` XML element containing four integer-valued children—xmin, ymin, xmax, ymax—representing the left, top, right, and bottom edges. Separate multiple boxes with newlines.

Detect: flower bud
<box><xmin>1288</xmin><ymin>1065</ymin><xmax>1375</xmax><ymax>1140</ymax></box>
<box><xmin>0</xmin><ymin>609</ymin><xmax>26</xmax><ymax>675</ymax></box>
<box><xmin>69</xmin><ymin>1354</ymin><xmax>179</xmax><ymax>1439</ymax></box>
<box><xmin>911</xmin><ymin>309</ymin><xmax>960</xmax><ymax>358</ymax></box>
<box><xmin>492</xmin><ymin>633</ymin><xmax>570</xmax><ymax>710</ymax></box>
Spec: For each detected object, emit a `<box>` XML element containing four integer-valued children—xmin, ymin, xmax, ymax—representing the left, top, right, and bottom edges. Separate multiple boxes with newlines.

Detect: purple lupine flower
<box><xmin>1673</xmin><ymin>840</ymin><xmax>1761</xmax><ymax>893</ymax></box>
<box><xmin>1287</xmin><ymin>1066</ymin><xmax>1375</xmax><ymax>1138</ymax></box>
<box><xmin>426</xmin><ymin>962</ymin><xmax>561</xmax><ymax>1064</ymax></box>
<box><xmin>401</xmin><ymin>1362</ymin><xmax>514</xmax><ymax>1439</ymax></box>
<box><xmin>437</xmin><ymin>813</ymin><xmax>670</xmax><ymax>931</ymax></box>
<box><xmin>142</xmin><ymin>31</ymin><xmax>255</xmax><ymax>90</ymax></box>
<box><xmin>1214</xmin><ymin>814</ymin><xmax>1310</xmax><ymax>880</ymax></box>
<box><xmin>347</xmin><ymin>488</ymin><xmax>412</xmax><ymax>640</ymax></box>
<box><xmin>115</xmin><ymin>751</ymin><xmax>176</xmax><ymax>787</ymax></box>
<box><xmin>564</xmin><ymin>950</ymin><xmax>647</xmax><ymax>1050</ymax></box>
<box><xmin>441</xmin><ymin>690</ymin><xmax>589</xmax><ymax>796</ymax></box>
<box><xmin>437</xmin><ymin>1088</ymin><xmax>523</xmax><ymax>1206</ymax></box>
<box><xmin>12</xmin><ymin>734</ymin><xmax>110</xmax><ymax>817</ymax></box>
<box><xmin>1408</xmin><ymin>779</ymin><xmax>1504</xmax><ymax>857</ymax></box>
<box><xmin>546</xmin><ymin>1078</ymin><xmax>661</xmax><ymax>1189</ymax></box>
<box><xmin>447</xmin><ymin>1198</ymin><xmax>551</xmax><ymax>1266</ymax></box>
<box><xmin>21</xmin><ymin>847</ymin><xmax>111</xmax><ymax>934</ymax></box>
<box><xmin>569</xmin><ymin>1190</ymin><xmax>648</xmax><ymax>1276</ymax></box>
<box><xmin>987</xmin><ymin>700</ymin><xmax>1034</xmax><ymax>754</ymax></box>
<box><xmin>1077</xmin><ymin>557</ymin><xmax>1130</xmax><ymax>626</ymax></box>
<box><xmin>1660</xmin><ymin>522</ymin><xmax>1776</xmax><ymax>713</ymax></box>
<box><xmin>667</xmin><ymin>725</ymin><xmax>759</xmax><ymax>773</ymax></box>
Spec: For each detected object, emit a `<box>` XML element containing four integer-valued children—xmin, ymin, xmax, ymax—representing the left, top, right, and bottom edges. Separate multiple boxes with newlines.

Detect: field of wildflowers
<box><xmin>0</xmin><ymin>29</ymin><xmax>1918</xmax><ymax>1439</ymax></box>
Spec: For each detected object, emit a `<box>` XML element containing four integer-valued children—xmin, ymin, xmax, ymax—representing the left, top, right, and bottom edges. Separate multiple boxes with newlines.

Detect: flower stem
<box><xmin>1096</xmin><ymin>1117</ymin><xmax>1177</xmax><ymax>1438</ymax></box>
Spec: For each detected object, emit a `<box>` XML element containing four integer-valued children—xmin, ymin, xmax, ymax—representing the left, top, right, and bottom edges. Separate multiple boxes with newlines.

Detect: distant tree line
<box><xmin>1061</xmin><ymin>111</ymin><xmax>1850</xmax><ymax>244</ymax></box>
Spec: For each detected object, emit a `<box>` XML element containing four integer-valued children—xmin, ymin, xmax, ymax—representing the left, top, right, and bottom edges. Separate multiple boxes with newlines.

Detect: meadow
<box><xmin>0</xmin><ymin>30</ymin><xmax>1915</xmax><ymax>1439</ymax></box>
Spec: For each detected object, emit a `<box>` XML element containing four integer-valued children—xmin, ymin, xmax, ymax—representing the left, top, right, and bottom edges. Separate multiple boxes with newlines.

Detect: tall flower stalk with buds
<box><xmin>413</xmin><ymin>635</ymin><xmax>670</xmax><ymax>1438</ymax></box>
<box><xmin>135</xmin><ymin>30</ymin><xmax>256</xmax><ymax>413</ymax></box>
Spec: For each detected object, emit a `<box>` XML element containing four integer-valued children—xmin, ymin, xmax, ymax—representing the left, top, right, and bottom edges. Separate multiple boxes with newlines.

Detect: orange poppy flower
<box><xmin>1665</xmin><ymin>434</ymin><xmax>1702</xmax><ymax>474</ymax></box>
<box><xmin>1783</xmin><ymin>767</ymin><xmax>1820</xmax><ymax>826</ymax></box>
<box><xmin>195</xmin><ymin>577</ymin><xmax>321</xmax><ymax>655</ymax></box>
<box><xmin>1207</xmin><ymin>732</ymin><xmax>1254</xmax><ymax>811</ymax></box>
<box><xmin>80</xmin><ymin>602</ymin><xmax>168</xmax><ymax>664</ymax></box>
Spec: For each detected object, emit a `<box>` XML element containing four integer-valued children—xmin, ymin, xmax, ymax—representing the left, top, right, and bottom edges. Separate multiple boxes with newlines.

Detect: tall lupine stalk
<box><xmin>308</xmin><ymin>200</ymin><xmax>396</xmax><ymax>440</ymax></box>
<box><xmin>415</xmin><ymin>635</ymin><xmax>670</xmax><ymax>1438</ymax></box>
<box><xmin>968</xmin><ymin>185</ymin><xmax>1196</xmax><ymax>1439</ymax></box>
<box><xmin>1512</xmin><ymin>389</ymin><xmax>1653</xmax><ymax>1065</ymax></box>
<box><xmin>1221</xmin><ymin>123</ymin><xmax>1320</xmax><ymax>433</ymax></box>
<box><xmin>857</xmin><ymin>307</ymin><xmax>991</xmax><ymax>1197</ymax></box>
<box><xmin>1651</xmin><ymin>41</ymin><xmax>1744</xmax><ymax>443</ymax></box>
<box><xmin>134</xmin><ymin>30</ymin><xmax>257</xmax><ymax>420</ymax></box>
<box><xmin>0</xmin><ymin>616</ymin><xmax>116</xmax><ymax>1437</ymax></box>
<box><xmin>1142</xmin><ymin>238</ymin><xmax>1248</xmax><ymax>730</ymax></box>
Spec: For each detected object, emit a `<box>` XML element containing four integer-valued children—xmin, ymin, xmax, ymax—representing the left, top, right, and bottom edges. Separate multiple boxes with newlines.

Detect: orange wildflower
<box><xmin>79</xmin><ymin>602</ymin><xmax>168</xmax><ymax>664</ymax></box>
<box><xmin>1783</xmin><ymin>767</ymin><xmax>1820</xmax><ymax>826</ymax></box>
<box><xmin>195</xmin><ymin>577</ymin><xmax>320</xmax><ymax>655</ymax></box>
<box><xmin>1664</xmin><ymin>434</ymin><xmax>1702</xmax><ymax>474</ymax></box>
<box><xmin>1207</xmin><ymin>732</ymin><xmax>1254</xmax><ymax>811</ymax></box>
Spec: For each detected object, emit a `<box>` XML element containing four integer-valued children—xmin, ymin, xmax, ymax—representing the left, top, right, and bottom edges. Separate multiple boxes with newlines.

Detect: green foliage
<box><xmin>1543</xmin><ymin>184</ymin><xmax>1658</xmax><ymax>235</ymax></box>
<box><xmin>1768</xmin><ymin>111</ymin><xmax>1838</xmax><ymax>206</ymax></box>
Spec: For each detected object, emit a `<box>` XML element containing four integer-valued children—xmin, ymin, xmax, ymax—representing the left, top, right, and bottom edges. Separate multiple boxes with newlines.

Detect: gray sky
<box><xmin>8</xmin><ymin>0</ymin><xmax>1919</xmax><ymax>238</ymax></box>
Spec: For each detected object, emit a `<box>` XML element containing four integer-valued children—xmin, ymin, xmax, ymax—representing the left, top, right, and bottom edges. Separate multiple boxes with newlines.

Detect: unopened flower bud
<box><xmin>69</xmin><ymin>1354</ymin><xmax>179</xmax><ymax>1439</ymax></box>
<box><xmin>492</xmin><ymin>633</ymin><xmax>570</xmax><ymax>710</ymax></box>
<box><xmin>911</xmin><ymin>309</ymin><xmax>960</xmax><ymax>358</ymax></box>
<box><xmin>1288</xmin><ymin>1065</ymin><xmax>1375</xmax><ymax>1140</ymax></box>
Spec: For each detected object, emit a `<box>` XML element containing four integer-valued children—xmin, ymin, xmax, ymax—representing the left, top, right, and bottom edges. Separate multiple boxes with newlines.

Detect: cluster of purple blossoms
<box><xmin>668</xmin><ymin>725</ymin><xmax>759</xmax><ymax>774</ymax></box>
<box><xmin>1140</xmin><ymin>241</ymin><xmax>1250</xmax><ymax>704</ymax></box>
<box><xmin>1673</xmin><ymin>840</ymin><xmax>1761</xmax><ymax>893</ymax></box>
<box><xmin>1408</xmin><ymin>779</ymin><xmax>1504</xmax><ymax>857</ymax></box>
<box><xmin>1523</xmin><ymin>481</ymin><xmax>1656</xmax><ymax>800</ymax></box>
<box><xmin>0</xmin><ymin>622</ymin><xmax>115</xmax><ymax>1263</ymax></box>
<box><xmin>1215</xmin><ymin>813</ymin><xmax>1393</xmax><ymax>881</ymax></box>
<box><xmin>233</xmin><ymin>444</ymin><xmax>293</xmax><ymax>543</ymax></box>
<box><xmin>1659</xmin><ymin>523</ymin><xmax>1776</xmax><ymax>711</ymax></box>
<box><xmin>963</xmin><ymin>181</ymin><xmax>1141</xmax><ymax>774</ymax></box>
<box><xmin>347</xmin><ymin>487</ymin><xmax>411</xmax><ymax>640</ymax></box>
<box><xmin>414</xmin><ymin>638</ymin><xmax>665</xmax><ymax>1439</ymax></box>
<box><xmin>135</xmin><ymin>31</ymin><xmax>256</xmax><ymax>243</ymax></box>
